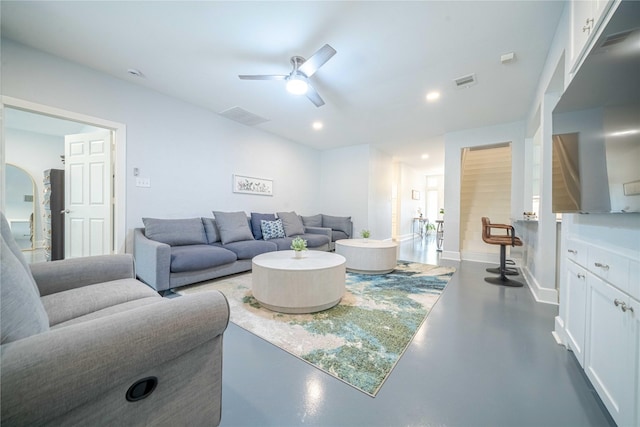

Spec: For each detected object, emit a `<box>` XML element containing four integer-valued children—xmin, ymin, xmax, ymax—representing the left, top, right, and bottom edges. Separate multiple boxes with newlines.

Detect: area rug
<box><xmin>177</xmin><ymin>260</ymin><xmax>455</xmax><ymax>396</ymax></box>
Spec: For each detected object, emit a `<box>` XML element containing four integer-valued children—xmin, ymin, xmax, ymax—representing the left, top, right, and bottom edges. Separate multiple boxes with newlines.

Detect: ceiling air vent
<box><xmin>218</xmin><ymin>107</ymin><xmax>269</xmax><ymax>126</ymax></box>
<box><xmin>600</xmin><ymin>30</ymin><xmax>633</xmax><ymax>48</ymax></box>
<box><xmin>454</xmin><ymin>73</ymin><xmax>477</xmax><ymax>88</ymax></box>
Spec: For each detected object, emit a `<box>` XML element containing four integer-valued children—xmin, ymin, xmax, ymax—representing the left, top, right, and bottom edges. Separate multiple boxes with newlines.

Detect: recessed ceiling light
<box><xmin>421</xmin><ymin>153</ymin><xmax>430</xmax><ymax>159</ymax></box>
<box><xmin>426</xmin><ymin>91</ymin><xmax>440</xmax><ymax>102</ymax></box>
<box><xmin>312</xmin><ymin>121</ymin><xmax>323</xmax><ymax>130</ymax></box>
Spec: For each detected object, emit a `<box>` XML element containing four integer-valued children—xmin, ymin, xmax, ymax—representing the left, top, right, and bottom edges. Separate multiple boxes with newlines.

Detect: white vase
<box><xmin>294</xmin><ymin>250</ymin><xmax>303</xmax><ymax>259</ymax></box>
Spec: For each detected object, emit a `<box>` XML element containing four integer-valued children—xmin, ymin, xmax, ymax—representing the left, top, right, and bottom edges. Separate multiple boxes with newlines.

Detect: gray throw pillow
<box><xmin>301</xmin><ymin>214</ymin><xmax>323</xmax><ymax>227</ymax></box>
<box><xmin>1</xmin><ymin>237</ymin><xmax>50</xmax><ymax>344</ymax></box>
<box><xmin>322</xmin><ymin>214</ymin><xmax>352</xmax><ymax>235</ymax></box>
<box><xmin>277</xmin><ymin>211</ymin><xmax>305</xmax><ymax>237</ymax></box>
<box><xmin>212</xmin><ymin>211</ymin><xmax>255</xmax><ymax>244</ymax></box>
<box><xmin>143</xmin><ymin>218</ymin><xmax>207</xmax><ymax>246</ymax></box>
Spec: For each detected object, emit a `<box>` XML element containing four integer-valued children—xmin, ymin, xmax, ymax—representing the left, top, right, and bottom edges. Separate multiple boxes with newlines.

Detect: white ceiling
<box><xmin>1</xmin><ymin>1</ymin><xmax>565</xmax><ymax>174</ymax></box>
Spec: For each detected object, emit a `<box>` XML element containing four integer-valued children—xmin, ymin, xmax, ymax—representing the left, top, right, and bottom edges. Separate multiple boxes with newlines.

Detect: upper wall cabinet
<box><xmin>570</xmin><ymin>0</ymin><xmax>615</xmax><ymax>73</ymax></box>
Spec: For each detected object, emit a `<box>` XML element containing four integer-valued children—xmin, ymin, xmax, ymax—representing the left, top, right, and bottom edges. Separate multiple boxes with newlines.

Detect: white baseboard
<box><xmin>521</xmin><ymin>266</ymin><xmax>558</xmax><ymax>305</ymax></box>
<box><xmin>440</xmin><ymin>251</ymin><xmax>461</xmax><ymax>261</ymax></box>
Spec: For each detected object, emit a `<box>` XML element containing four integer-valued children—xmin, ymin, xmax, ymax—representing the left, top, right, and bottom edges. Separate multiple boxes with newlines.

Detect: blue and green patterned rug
<box><xmin>179</xmin><ymin>260</ymin><xmax>455</xmax><ymax>396</ymax></box>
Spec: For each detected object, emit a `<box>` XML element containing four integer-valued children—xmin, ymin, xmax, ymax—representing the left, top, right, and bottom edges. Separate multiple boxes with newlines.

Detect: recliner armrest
<box><xmin>30</xmin><ymin>254</ymin><xmax>135</xmax><ymax>296</ymax></box>
<box><xmin>0</xmin><ymin>291</ymin><xmax>230</xmax><ymax>426</ymax></box>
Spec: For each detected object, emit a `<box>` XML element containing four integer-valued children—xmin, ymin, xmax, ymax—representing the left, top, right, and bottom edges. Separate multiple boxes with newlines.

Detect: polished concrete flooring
<box><xmin>219</xmin><ymin>234</ymin><xmax>615</xmax><ymax>427</ymax></box>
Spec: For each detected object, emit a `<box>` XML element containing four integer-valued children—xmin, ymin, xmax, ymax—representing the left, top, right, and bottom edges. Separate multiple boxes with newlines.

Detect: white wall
<box><xmin>367</xmin><ymin>147</ymin><xmax>393</xmax><ymax>240</ymax></box>
<box><xmin>1</xmin><ymin>39</ymin><xmax>324</xmax><ymax>238</ymax></box>
<box><xmin>319</xmin><ymin>144</ymin><xmax>368</xmax><ymax>236</ymax></box>
<box><xmin>442</xmin><ymin>121</ymin><xmax>526</xmax><ymax>261</ymax></box>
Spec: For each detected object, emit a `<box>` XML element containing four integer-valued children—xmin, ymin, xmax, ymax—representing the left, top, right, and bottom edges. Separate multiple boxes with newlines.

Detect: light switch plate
<box><xmin>136</xmin><ymin>177</ymin><xmax>151</xmax><ymax>188</ymax></box>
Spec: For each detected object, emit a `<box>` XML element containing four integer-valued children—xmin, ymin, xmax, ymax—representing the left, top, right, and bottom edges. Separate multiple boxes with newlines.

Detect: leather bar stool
<box><xmin>481</xmin><ymin>217</ymin><xmax>524</xmax><ymax>287</ymax></box>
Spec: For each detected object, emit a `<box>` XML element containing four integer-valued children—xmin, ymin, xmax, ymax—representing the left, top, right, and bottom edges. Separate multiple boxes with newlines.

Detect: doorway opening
<box><xmin>1</xmin><ymin>97</ymin><xmax>126</xmax><ymax>261</ymax></box>
<box><xmin>459</xmin><ymin>143</ymin><xmax>513</xmax><ymax>262</ymax></box>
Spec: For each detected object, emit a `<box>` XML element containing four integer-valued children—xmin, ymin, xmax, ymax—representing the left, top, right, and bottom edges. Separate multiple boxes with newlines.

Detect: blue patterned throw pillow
<box><xmin>261</xmin><ymin>219</ymin><xmax>285</xmax><ymax>240</ymax></box>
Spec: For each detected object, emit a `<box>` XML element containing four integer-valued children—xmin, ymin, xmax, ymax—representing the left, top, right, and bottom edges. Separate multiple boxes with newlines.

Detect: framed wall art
<box><xmin>232</xmin><ymin>174</ymin><xmax>273</xmax><ymax>196</ymax></box>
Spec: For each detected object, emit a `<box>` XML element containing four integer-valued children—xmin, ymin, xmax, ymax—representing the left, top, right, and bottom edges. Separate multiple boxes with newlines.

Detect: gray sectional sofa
<box><xmin>134</xmin><ymin>211</ymin><xmax>352</xmax><ymax>293</ymax></box>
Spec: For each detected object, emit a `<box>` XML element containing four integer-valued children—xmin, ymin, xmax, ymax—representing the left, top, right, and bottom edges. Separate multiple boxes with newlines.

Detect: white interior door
<box><xmin>64</xmin><ymin>130</ymin><xmax>113</xmax><ymax>258</ymax></box>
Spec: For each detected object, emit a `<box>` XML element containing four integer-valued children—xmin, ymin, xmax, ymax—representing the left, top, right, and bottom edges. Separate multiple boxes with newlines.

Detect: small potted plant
<box><xmin>360</xmin><ymin>229</ymin><xmax>370</xmax><ymax>242</ymax></box>
<box><xmin>290</xmin><ymin>236</ymin><xmax>308</xmax><ymax>258</ymax></box>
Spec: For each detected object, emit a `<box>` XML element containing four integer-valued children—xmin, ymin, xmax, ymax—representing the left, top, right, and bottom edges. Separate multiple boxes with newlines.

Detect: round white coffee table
<box><xmin>252</xmin><ymin>250</ymin><xmax>346</xmax><ymax>314</ymax></box>
<box><xmin>335</xmin><ymin>239</ymin><xmax>398</xmax><ymax>274</ymax></box>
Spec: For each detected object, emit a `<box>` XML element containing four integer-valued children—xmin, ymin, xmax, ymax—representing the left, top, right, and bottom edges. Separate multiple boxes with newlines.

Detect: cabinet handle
<box><xmin>583</xmin><ymin>17</ymin><xmax>594</xmax><ymax>34</ymax></box>
<box><xmin>614</xmin><ymin>299</ymin><xmax>622</xmax><ymax>307</ymax></box>
<box><xmin>567</xmin><ymin>249</ymin><xmax>577</xmax><ymax>254</ymax></box>
<box><xmin>594</xmin><ymin>262</ymin><xmax>609</xmax><ymax>270</ymax></box>
<box><xmin>577</xmin><ymin>273</ymin><xmax>585</xmax><ymax>279</ymax></box>
<box><xmin>621</xmin><ymin>303</ymin><xmax>634</xmax><ymax>314</ymax></box>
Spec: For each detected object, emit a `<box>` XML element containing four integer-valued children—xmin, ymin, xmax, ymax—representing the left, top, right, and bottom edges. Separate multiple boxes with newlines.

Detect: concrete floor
<box><xmin>218</xmin><ymin>235</ymin><xmax>615</xmax><ymax>426</ymax></box>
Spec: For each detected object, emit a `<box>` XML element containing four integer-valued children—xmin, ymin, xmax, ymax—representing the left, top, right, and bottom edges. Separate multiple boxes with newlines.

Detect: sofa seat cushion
<box><xmin>170</xmin><ymin>245</ymin><xmax>237</xmax><ymax>273</ymax></box>
<box><xmin>51</xmin><ymin>296</ymin><xmax>166</xmax><ymax>329</ymax></box>
<box><xmin>298</xmin><ymin>233</ymin><xmax>331</xmax><ymax>248</ymax></box>
<box><xmin>268</xmin><ymin>234</ymin><xmax>330</xmax><ymax>251</ymax></box>
<box><xmin>331</xmin><ymin>230</ymin><xmax>350</xmax><ymax>242</ymax></box>
<box><xmin>41</xmin><ymin>278</ymin><xmax>161</xmax><ymax>327</ymax></box>
<box><xmin>215</xmin><ymin>240</ymin><xmax>277</xmax><ymax>260</ymax></box>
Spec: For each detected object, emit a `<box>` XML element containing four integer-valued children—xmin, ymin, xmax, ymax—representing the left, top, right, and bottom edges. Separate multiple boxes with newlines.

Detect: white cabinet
<box><xmin>570</xmin><ymin>0</ymin><xmax>615</xmax><ymax>72</ymax></box>
<box><xmin>561</xmin><ymin>238</ymin><xmax>639</xmax><ymax>427</ymax></box>
<box><xmin>585</xmin><ymin>274</ymin><xmax>638</xmax><ymax>426</ymax></box>
<box><xmin>565</xmin><ymin>260</ymin><xmax>587</xmax><ymax>365</ymax></box>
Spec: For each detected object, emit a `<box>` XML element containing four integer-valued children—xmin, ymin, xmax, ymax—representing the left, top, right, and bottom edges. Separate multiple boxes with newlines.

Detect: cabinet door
<box><xmin>585</xmin><ymin>274</ymin><xmax>634</xmax><ymax>426</ymax></box>
<box><xmin>570</xmin><ymin>0</ymin><xmax>615</xmax><ymax>70</ymax></box>
<box><xmin>565</xmin><ymin>260</ymin><xmax>588</xmax><ymax>365</ymax></box>
<box><xmin>629</xmin><ymin>296</ymin><xmax>640</xmax><ymax>427</ymax></box>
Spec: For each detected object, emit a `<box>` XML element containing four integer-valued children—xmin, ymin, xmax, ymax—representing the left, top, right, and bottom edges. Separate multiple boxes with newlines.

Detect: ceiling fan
<box><xmin>239</xmin><ymin>44</ymin><xmax>337</xmax><ymax>107</ymax></box>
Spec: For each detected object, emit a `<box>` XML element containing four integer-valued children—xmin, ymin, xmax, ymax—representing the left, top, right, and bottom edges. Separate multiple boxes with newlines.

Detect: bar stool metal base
<box><xmin>484</xmin><ymin>276</ymin><xmax>524</xmax><ymax>287</ymax></box>
<box><xmin>486</xmin><ymin>267</ymin><xmax>519</xmax><ymax>276</ymax></box>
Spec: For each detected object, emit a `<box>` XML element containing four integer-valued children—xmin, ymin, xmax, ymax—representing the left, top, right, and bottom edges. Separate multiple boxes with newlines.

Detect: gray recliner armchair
<box><xmin>0</xmin><ymin>212</ymin><xmax>230</xmax><ymax>426</ymax></box>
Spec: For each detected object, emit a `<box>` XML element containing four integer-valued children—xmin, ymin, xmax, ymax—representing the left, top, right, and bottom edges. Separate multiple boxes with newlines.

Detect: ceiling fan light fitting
<box><xmin>286</xmin><ymin>75</ymin><xmax>308</xmax><ymax>95</ymax></box>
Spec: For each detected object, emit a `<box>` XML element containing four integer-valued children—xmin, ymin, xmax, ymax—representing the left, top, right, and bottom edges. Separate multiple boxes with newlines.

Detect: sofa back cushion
<box><xmin>250</xmin><ymin>213</ymin><xmax>276</xmax><ymax>240</ymax></box>
<box><xmin>201</xmin><ymin>218</ymin><xmax>221</xmax><ymax>244</ymax></box>
<box><xmin>1</xmin><ymin>235</ymin><xmax>50</xmax><ymax>344</ymax></box>
<box><xmin>212</xmin><ymin>211</ymin><xmax>255</xmax><ymax>244</ymax></box>
<box><xmin>301</xmin><ymin>214</ymin><xmax>323</xmax><ymax>228</ymax></box>
<box><xmin>277</xmin><ymin>211</ymin><xmax>305</xmax><ymax>237</ymax></box>
<box><xmin>322</xmin><ymin>214</ymin><xmax>352</xmax><ymax>236</ymax></box>
<box><xmin>142</xmin><ymin>218</ymin><xmax>207</xmax><ymax>246</ymax></box>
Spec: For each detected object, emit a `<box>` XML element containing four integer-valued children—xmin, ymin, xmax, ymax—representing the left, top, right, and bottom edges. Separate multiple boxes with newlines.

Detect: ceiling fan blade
<box><xmin>299</xmin><ymin>44</ymin><xmax>336</xmax><ymax>77</ymax></box>
<box><xmin>305</xmin><ymin>84</ymin><xmax>325</xmax><ymax>107</ymax></box>
<box><xmin>238</xmin><ymin>75</ymin><xmax>288</xmax><ymax>80</ymax></box>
